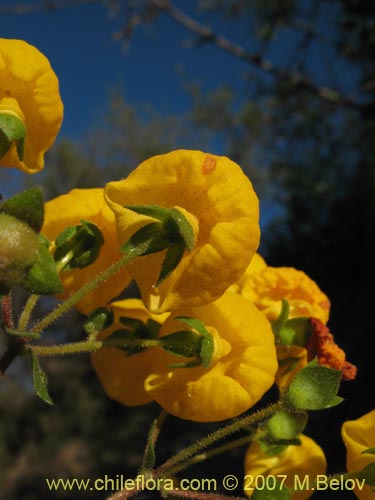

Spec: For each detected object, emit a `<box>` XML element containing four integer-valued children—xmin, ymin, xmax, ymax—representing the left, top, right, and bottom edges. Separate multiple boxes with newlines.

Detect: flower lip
<box><xmin>105</xmin><ymin>149</ymin><xmax>260</xmax><ymax>313</ymax></box>
<box><xmin>0</xmin><ymin>38</ymin><xmax>63</xmax><ymax>173</ymax></box>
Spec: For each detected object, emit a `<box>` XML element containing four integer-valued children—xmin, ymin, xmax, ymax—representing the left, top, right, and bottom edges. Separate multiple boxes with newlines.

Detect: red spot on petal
<box><xmin>202</xmin><ymin>156</ymin><xmax>216</xmax><ymax>174</ymax></box>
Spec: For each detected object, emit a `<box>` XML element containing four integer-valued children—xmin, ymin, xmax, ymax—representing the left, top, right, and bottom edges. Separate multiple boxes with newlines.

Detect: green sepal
<box><xmin>356</xmin><ymin>462</ymin><xmax>375</xmax><ymax>486</ymax></box>
<box><xmin>272</xmin><ymin>299</ymin><xmax>290</xmax><ymax>337</ymax></box>
<box><xmin>83</xmin><ymin>307</ymin><xmax>114</xmax><ymax>335</ymax></box>
<box><xmin>156</xmin><ymin>241</ymin><xmax>185</xmax><ymax>285</ymax></box>
<box><xmin>122</xmin><ymin>205</ymin><xmax>195</xmax><ymax>285</ymax></box>
<box><xmin>252</xmin><ymin>484</ymin><xmax>291</xmax><ymax>500</ymax></box>
<box><xmin>285</xmin><ymin>360</ymin><xmax>342</xmax><ymax>410</ymax></box>
<box><xmin>22</xmin><ymin>235</ymin><xmax>64</xmax><ymax>294</ymax></box>
<box><xmin>124</xmin><ymin>205</ymin><xmax>194</xmax><ymax>250</ymax></box>
<box><xmin>25</xmin><ymin>348</ymin><xmax>53</xmax><ymax>405</ymax></box>
<box><xmin>266</xmin><ymin>410</ymin><xmax>308</xmax><ymax>441</ymax></box>
<box><xmin>106</xmin><ymin>317</ymin><xmax>161</xmax><ymax>356</ymax></box>
<box><xmin>0</xmin><ymin>113</ymin><xmax>26</xmax><ymax>160</ymax></box>
<box><xmin>362</xmin><ymin>448</ymin><xmax>375</xmax><ymax>455</ymax></box>
<box><xmin>142</xmin><ymin>419</ymin><xmax>158</xmax><ymax>470</ymax></box>
<box><xmin>159</xmin><ymin>330</ymin><xmax>202</xmax><ymax>358</ymax></box>
<box><xmin>278</xmin><ymin>318</ymin><xmax>312</xmax><ymax>346</ymax></box>
<box><xmin>121</xmin><ymin>222</ymin><xmax>169</xmax><ymax>257</ymax></box>
<box><xmin>54</xmin><ymin>220</ymin><xmax>104</xmax><ymax>269</ymax></box>
<box><xmin>175</xmin><ymin>317</ymin><xmax>214</xmax><ymax>368</ymax></box>
<box><xmin>0</xmin><ymin>187</ymin><xmax>44</xmax><ymax>232</ymax></box>
<box><xmin>258</xmin><ymin>440</ymin><xmax>289</xmax><ymax>456</ymax></box>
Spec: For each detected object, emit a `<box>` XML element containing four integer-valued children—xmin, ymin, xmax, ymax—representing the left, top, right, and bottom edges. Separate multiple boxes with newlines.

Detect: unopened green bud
<box><xmin>0</xmin><ymin>213</ymin><xmax>38</xmax><ymax>290</ymax></box>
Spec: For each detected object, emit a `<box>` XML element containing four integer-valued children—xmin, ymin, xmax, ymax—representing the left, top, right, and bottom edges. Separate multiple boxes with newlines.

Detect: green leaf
<box><xmin>0</xmin><ymin>187</ymin><xmax>44</xmax><ymax>232</ymax></box>
<box><xmin>285</xmin><ymin>361</ymin><xmax>342</xmax><ymax>410</ymax></box>
<box><xmin>26</xmin><ymin>349</ymin><xmax>53</xmax><ymax>405</ymax></box>
<box><xmin>23</xmin><ymin>237</ymin><xmax>64</xmax><ymax>294</ymax></box>
<box><xmin>362</xmin><ymin>448</ymin><xmax>375</xmax><ymax>455</ymax></box>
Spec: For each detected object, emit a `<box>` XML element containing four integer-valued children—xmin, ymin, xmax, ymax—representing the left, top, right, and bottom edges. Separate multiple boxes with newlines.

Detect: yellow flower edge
<box><xmin>91</xmin><ymin>299</ymin><xmax>169</xmax><ymax>406</ymax></box>
<box><xmin>342</xmin><ymin>409</ymin><xmax>375</xmax><ymax>500</ymax></box>
<box><xmin>0</xmin><ymin>38</ymin><xmax>63</xmax><ymax>173</ymax></box>
<box><xmin>275</xmin><ymin>345</ymin><xmax>308</xmax><ymax>391</ymax></box>
<box><xmin>239</xmin><ymin>266</ymin><xmax>330</xmax><ymax>324</ymax></box>
<box><xmin>228</xmin><ymin>253</ymin><xmax>267</xmax><ymax>294</ymax></box>
<box><xmin>144</xmin><ymin>291</ymin><xmax>278</xmax><ymax>422</ymax></box>
<box><xmin>244</xmin><ymin>435</ymin><xmax>327</xmax><ymax>500</ymax></box>
<box><xmin>42</xmin><ymin>188</ymin><xmax>131</xmax><ymax>315</ymax></box>
<box><xmin>105</xmin><ymin>149</ymin><xmax>260</xmax><ymax>313</ymax></box>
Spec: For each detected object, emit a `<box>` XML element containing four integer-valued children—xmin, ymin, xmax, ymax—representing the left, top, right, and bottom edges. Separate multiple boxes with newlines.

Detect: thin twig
<box><xmin>151</xmin><ymin>0</ymin><xmax>364</xmax><ymax>111</ymax></box>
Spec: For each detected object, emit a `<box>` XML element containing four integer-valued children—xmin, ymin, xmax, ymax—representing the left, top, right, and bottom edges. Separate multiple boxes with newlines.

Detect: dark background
<box><xmin>0</xmin><ymin>1</ymin><xmax>374</xmax><ymax>499</ymax></box>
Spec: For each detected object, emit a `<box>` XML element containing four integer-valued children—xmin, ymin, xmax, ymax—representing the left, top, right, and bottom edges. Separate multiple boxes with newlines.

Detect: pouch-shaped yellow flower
<box><xmin>105</xmin><ymin>150</ymin><xmax>260</xmax><ymax>313</ymax></box>
<box><xmin>237</xmin><ymin>266</ymin><xmax>330</xmax><ymax>324</ymax></box>
<box><xmin>342</xmin><ymin>410</ymin><xmax>375</xmax><ymax>500</ymax></box>
<box><xmin>0</xmin><ymin>38</ymin><xmax>63</xmax><ymax>173</ymax></box>
<box><xmin>42</xmin><ymin>189</ymin><xmax>130</xmax><ymax>314</ymax></box>
<box><xmin>244</xmin><ymin>435</ymin><xmax>327</xmax><ymax>500</ymax></box>
<box><xmin>92</xmin><ymin>299</ymin><xmax>169</xmax><ymax>406</ymax></box>
<box><xmin>144</xmin><ymin>291</ymin><xmax>277</xmax><ymax>422</ymax></box>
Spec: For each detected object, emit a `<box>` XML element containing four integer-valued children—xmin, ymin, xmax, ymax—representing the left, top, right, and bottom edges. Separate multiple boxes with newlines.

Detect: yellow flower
<box><xmin>244</xmin><ymin>435</ymin><xmax>327</xmax><ymax>500</ymax></box>
<box><xmin>144</xmin><ymin>291</ymin><xmax>277</xmax><ymax>422</ymax></box>
<box><xmin>42</xmin><ymin>188</ymin><xmax>130</xmax><ymax>314</ymax></box>
<box><xmin>228</xmin><ymin>253</ymin><xmax>267</xmax><ymax>294</ymax></box>
<box><xmin>237</xmin><ymin>266</ymin><xmax>330</xmax><ymax>324</ymax></box>
<box><xmin>342</xmin><ymin>410</ymin><xmax>375</xmax><ymax>500</ymax></box>
<box><xmin>0</xmin><ymin>38</ymin><xmax>63</xmax><ymax>173</ymax></box>
<box><xmin>105</xmin><ymin>149</ymin><xmax>260</xmax><ymax>313</ymax></box>
<box><xmin>275</xmin><ymin>345</ymin><xmax>308</xmax><ymax>391</ymax></box>
<box><xmin>91</xmin><ymin>299</ymin><xmax>169</xmax><ymax>406</ymax></box>
<box><xmin>91</xmin><ymin>292</ymin><xmax>277</xmax><ymax>422</ymax></box>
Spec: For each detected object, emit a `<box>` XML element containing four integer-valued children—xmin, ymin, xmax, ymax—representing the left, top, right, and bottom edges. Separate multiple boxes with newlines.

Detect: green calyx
<box><xmin>105</xmin><ymin>315</ymin><xmax>214</xmax><ymax>369</ymax></box>
<box><xmin>53</xmin><ymin>220</ymin><xmax>104</xmax><ymax>271</ymax></box>
<box><xmin>0</xmin><ymin>113</ymin><xmax>26</xmax><ymax>161</ymax></box>
<box><xmin>272</xmin><ymin>300</ymin><xmax>312</xmax><ymax>346</ymax></box>
<box><xmin>83</xmin><ymin>307</ymin><xmax>114</xmax><ymax>339</ymax></box>
<box><xmin>121</xmin><ymin>204</ymin><xmax>196</xmax><ymax>285</ymax></box>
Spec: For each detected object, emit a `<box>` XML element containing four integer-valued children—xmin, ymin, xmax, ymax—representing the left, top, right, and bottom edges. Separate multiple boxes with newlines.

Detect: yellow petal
<box><xmin>91</xmin><ymin>299</ymin><xmax>169</xmax><ymax>405</ymax></box>
<box><xmin>342</xmin><ymin>410</ymin><xmax>375</xmax><ymax>500</ymax></box>
<box><xmin>105</xmin><ymin>150</ymin><xmax>260</xmax><ymax>313</ymax></box>
<box><xmin>239</xmin><ymin>266</ymin><xmax>330</xmax><ymax>324</ymax></box>
<box><xmin>0</xmin><ymin>38</ymin><xmax>63</xmax><ymax>173</ymax></box>
<box><xmin>244</xmin><ymin>435</ymin><xmax>327</xmax><ymax>500</ymax></box>
<box><xmin>144</xmin><ymin>291</ymin><xmax>277</xmax><ymax>422</ymax></box>
<box><xmin>42</xmin><ymin>188</ymin><xmax>130</xmax><ymax>314</ymax></box>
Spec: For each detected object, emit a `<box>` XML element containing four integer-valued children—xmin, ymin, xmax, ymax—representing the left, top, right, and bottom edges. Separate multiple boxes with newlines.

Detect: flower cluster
<box><xmin>2</xmin><ymin>38</ymin><xmax>368</xmax><ymax>500</ymax></box>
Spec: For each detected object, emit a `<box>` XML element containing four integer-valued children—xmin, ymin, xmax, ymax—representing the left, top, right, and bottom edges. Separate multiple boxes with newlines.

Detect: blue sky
<box><xmin>1</xmin><ymin>1</ymin><xmax>251</xmax><ymax>141</ymax></box>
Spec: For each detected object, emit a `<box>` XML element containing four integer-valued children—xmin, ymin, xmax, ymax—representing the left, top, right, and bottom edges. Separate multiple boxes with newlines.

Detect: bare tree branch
<box><xmin>0</xmin><ymin>0</ymin><xmax>103</xmax><ymax>14</ymax></box>
<box><xmin>150</xmin><ymin>0</ymin><xmax>366</xmax><ymax>112</ymax></box>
